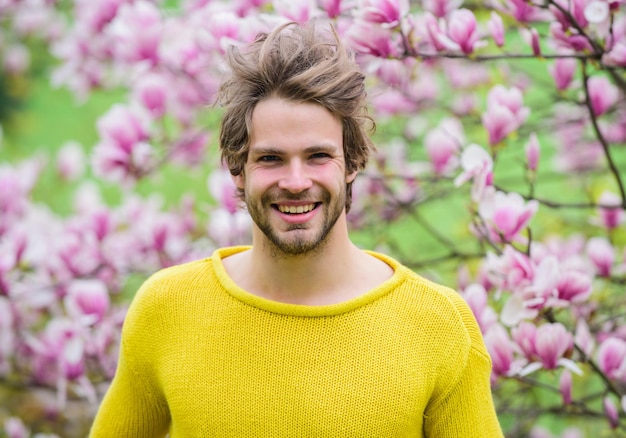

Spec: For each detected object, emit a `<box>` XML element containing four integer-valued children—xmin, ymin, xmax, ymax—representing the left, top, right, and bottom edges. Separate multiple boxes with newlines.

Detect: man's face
<box><xmin>233</xmin><ymin>97</ymin><xmax>356</xmax><ymax>256</ymax></box>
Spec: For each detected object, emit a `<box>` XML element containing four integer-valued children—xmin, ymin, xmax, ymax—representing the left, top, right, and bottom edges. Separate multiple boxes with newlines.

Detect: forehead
<box><xmin>249</xmin><ymin>98</ymin><xmax>343</xmax><ymax>151</ymax></box>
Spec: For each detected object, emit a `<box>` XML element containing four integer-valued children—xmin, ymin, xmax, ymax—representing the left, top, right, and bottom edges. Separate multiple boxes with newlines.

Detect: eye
<box><xmin>258</xmin><ymin>155</ymin><xmax>281</xmax><ymax>163</ymax></box>
<box><xmin>310</xmin><ymin>152</ymin><xmax>331</xmax><ymax>160</ymax></box>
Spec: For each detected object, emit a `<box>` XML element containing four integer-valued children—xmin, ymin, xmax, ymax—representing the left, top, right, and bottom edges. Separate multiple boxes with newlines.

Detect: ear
<box><xmin>232</xmin><ymin>172</ymin><xmax>245</xmax><ymax>190</ymax></box>
<box><xmin>346</xmin><ymin>169</ymin><xmax>358</xmax><ymax>184</ymax></box>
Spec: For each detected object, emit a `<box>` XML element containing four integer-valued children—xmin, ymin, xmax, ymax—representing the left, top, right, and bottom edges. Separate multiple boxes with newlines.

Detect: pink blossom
<box><xmin>482</xmin><ymin>85</ymin><xmax>529</xmax><ymax>146</ymax></box>
<box><xmin>588</xmin><ymin>75</ymin><xmax>618</xmax><ymax>116</ymax></box>
<box><xmin>521</xmin><ymin>27</ymin><xmax>541</xmax><ymax>56</ymax></box>
<box><xmin>512</xmin><ymin>321</ymin><xmax>538</xmax><ymax>359</ymax></box>
<box><xmin>133</xmin><ymin>73</ymin><xmax>169</xmax><ymax>119</ymax></box>
<box><xmin>484</xmin><ymin>324</ymin><xmax>519</xmax><ymax>378</ymax></box>
<box><xmin>604</xmin><ymin>396</ymin><xmax>619</xmax><ymax>429</ymax></box>
<box><xmin>92</xmin><ymin>139</ymin><xmax>155</xmax><ymax>183</ymax></box>
<box><xmin>439</xmin><ymin>9</ymin><xmax>485</xmax><ymax>55</ymax></box>
<box><xmin>422</xmin><ymin>0</ymin><xmax>463</xmax><ymax>18</ymax></box>
<box><xmin>208</xmin><ymin>168</ymin><xmax>240</xmax><ymax>214</ymax></box>
<box><xmin>488</xmin><ymin>11</ymin><xmax>505</xmax><ymax>47</ymax></box>
<box><xmin>485</xmin><ymin>246</ymin><xmax>534</xmax><ymax>292</ymax></box>
<box><xmin>593</xmin><ymin>191</ymin><xmax>625</xmax><ymax>229</ymax></box>
<box><xmin>424</xmin><ymin>118</ymin><xmax>463</xmax><ymax>175</ymax></box>
<box><xmin>559</xmin><ymin>370</ymin><xmax>573</xmax><ymax>405</ymax></box>
<box><xmin>461</xmin><ymin>283</ymin><xmax>497</xmax><ymax>334</ymax></box>
<box><xmin>598</xmin><ymin>337</ymin><xmax>626</xmax><ymax>381</ymax></box>
<box><xmin>207</xmin><ymin>208</ymin><xmax>252</xmax><ymax>247</ymax></box>
<box><xmin>96</xmin><ymin>104</ymin><xmax>149</xmax><ymax>153</ymax></box>
<box><xmin>3</xmin><ymin>417</ymin><xmax>29</xmax><ymax>438</ymax></box>
<box><xmin>525</xmin><ymin>132</ymin><xmax>540</xmax><ymax>171</ymax></box>
<box><xmin>108</xmin><ymin>1</ymin><xmax>162</xmax><ymax>64</ymax></box>
<box><xmin>65</xmin><ymin>279</ymin><xmax>110</xmax><ymax>324</ymax></box>
<box><xmin>75</xmin><ymin>0</ymin><xmax>125</xmax><ymax>33</ymax></box>
<box><xmin>520</xmin><ymin>322</ymin><xmax>580</xmax><ymax>375</ymax></box>
<box><xmin>549</xmin><ymin>57</ymin><xmax>577</xmax><ymax>91</ymax></box>
<box><xmin>424</xmin><ymin>13</ymin><xmax>449</xmax><ymax>52</ymax></box>
<box><xmin>92</xmin><ymin>104</ymin><xmax>153</xmax><ymax>182</ymax></box>
<box><xmin>586</xmin><ymin>237</ymin><xmax>614</xmax><ymax>277</ymax></box>
<box><xmin>344</xmin><ymin>20</ymin><xmax>400</xmax><ymax>57</ymax></box>
<box><xmin>171</xmin><ymin>131</ymin><xmax>209</xmax><ymax>167</ymax></box>
<box><xmin>454</xmin><ymin>144</ymin><xmax>493</xmax><ymax>201</ymax></box>
<box><xmin>603</xmin><ymin>42</ymin><xmax>626</xmax><ymax>67</ymax></box>
<box><xmin>357</xmin><ymin>0</ymin><xmax>409</xmax><ymax>27</ymax></box>
<box><xmin>502</xmin><ymin>0</ymin><xmax>549</xmax><ymax>23</ymax></box>
<box><xmin>486</xmin><ymin>85</ymin><xmax>530</xmax><ymax>125</ymax></box>
<box><xmin>575</xmin><ymin>319</ymin><xmax>595</xmax><ymax>358</ymax></box>
<box><xmin>555</xmin><ymin>257</ymin><xmax>593</xmax><ymax>302</ymax></box>
<box><xmin>478</xmin><ymin>189</ymin><xmax>539</xmax><ymax>243</ymax></box>
<box><xmin>481</xmin><ymin>103</ymin><xmax>519</xmax><ymax>145</ymax></box>
<box><xmin>56</xmin><ymin>141</ymin><xmax>86</xmax><ymax>182</ymax></box>
<box><xmin>550</xmin><ymin>22</ymin><xmax>594</xmax><ymax>52</ymax></box>
<box><xmin>317</xmin><ymin>0</ymin><xmax>346</xmax><ymax>18</ymax></box>
<box><xmin>272</xmin><ymin>0</ymin><xmax>319</xmax><ymax>24</ymax></box>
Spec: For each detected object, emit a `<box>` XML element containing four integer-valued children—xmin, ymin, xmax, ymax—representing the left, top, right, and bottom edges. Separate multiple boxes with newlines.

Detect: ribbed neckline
<box><xmin>211</xmin><ymin>246</ymin><xmax>409</xmax><ymax>317</ymax></box>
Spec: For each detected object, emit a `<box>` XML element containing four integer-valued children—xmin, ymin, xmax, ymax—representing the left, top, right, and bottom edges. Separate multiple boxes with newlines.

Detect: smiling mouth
<box><xmin>275</xmin><ymin>203</ymin><xmax>319</xmax><ymax>214</ymax></box>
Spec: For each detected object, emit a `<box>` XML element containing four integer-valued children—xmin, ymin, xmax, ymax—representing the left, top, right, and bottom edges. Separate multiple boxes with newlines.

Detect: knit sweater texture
<box><xmin>90</xmin><ymin>246</ymin><xmax>503</xmax><ymax>437</ymax></box>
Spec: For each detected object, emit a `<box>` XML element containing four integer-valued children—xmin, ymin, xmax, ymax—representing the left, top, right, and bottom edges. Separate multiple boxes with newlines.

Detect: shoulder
<box><xmin>370</xmin><ymin>251</ymin><xmax>487</xmax><ymax>356</ymax></box>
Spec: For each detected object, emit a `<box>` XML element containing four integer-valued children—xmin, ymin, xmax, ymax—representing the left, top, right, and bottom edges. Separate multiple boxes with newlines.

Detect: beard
<box><xmin>245</xmin><ymin>187</ymin><xmax>346</xmax><ymax>257</ymax></box>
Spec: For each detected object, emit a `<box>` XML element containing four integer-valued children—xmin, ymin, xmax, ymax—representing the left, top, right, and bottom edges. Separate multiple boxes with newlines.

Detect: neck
<box><xmin>246</xmin><ymin>215</ymin><xmax>361</xmax><ymax>304</ymax></box>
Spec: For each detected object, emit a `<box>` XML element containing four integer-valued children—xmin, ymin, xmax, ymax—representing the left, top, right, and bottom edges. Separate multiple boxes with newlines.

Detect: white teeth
<box><xmin>278</xmin><ymin>204</ymin><xmax>315</xmax><ymax>214</ymax></box>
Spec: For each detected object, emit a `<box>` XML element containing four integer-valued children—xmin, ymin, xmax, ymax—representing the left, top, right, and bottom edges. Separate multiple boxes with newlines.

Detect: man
<box><xmin>90</xmin><ymin>22</ymin><xmax>503</xmax><ymax>437</ymax></box>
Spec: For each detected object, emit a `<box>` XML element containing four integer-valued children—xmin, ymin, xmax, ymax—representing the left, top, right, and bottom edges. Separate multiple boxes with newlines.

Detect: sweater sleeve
<box><xmin>89</xmin><ymin>275</ymin><xmax>171</xmax><ymax>437</ymax></box>
<box><xmin>423</xmin><ymin>291</ymin><xmax>503</xmax><ymax>437</ymax></box>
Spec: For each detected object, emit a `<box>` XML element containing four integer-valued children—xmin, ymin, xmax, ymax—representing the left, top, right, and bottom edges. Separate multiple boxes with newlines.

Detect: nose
<box><xmin>277</xmin><ymin>160</ymin><xmax>313</xmax><ymax>193</ymax></box>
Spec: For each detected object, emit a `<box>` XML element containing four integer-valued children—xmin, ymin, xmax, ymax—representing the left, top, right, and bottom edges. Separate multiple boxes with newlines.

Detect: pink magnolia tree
<box><xmin>1</xmin><ymin>0</ymin><xmax>626</xmax><ymax>436</ymax></box>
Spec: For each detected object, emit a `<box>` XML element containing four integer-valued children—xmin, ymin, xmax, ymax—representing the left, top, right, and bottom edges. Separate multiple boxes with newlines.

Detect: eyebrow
<box><xmin>249</xmin><ymin>144</ymin><xmax>340</xmax><ymax>156</ymax></box>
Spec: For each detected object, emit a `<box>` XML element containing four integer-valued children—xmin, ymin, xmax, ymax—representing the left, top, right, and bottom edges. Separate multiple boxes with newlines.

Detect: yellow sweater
<box><xmin>90</xmin><ymin>246</ymin><xmax>503</xmax><ymax>437</ymax></box>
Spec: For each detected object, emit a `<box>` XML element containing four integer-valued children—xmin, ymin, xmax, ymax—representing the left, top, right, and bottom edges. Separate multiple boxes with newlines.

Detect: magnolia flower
<box><xmin>65</xmin><ymin>279</ymin><xmax>111</xmax><ymax>324</ymax></box>
<box><xmin>574</xmin><ymin>319</ymin><xmax>595</xmax><ymax>358</ymax></box>
<box><xmin>598</xmin><ymin>337</ymin><xmax>626</xmax><ymax>381</ymax></box>
<box><xmin>588</xmin><ymin>75</ymin><xmax>618</xmax><ymax>117</ymax></box>
<box><xmin>559</xmin><ymin>370</ymin><xmax>573</xmax><ymax>405</ymax></box>
<box><xmin>549</xmin><ymin>57</ymin><xmax>577</xmax><ymax>91</ymax></box>
<box><xmin>592</xmin><ymin>191</ymin><xmax>625</xmax><ymax>229</ymax></box>
<box><xmin>518</xmin><ymin>322</ymin><xmax>582</xmax><ymax>376</ymax></box>
<box><xmin>482</xmin><ymin>85</ymin><xmax>529</xmax><ymax>145</ymax></box>
<box><xmin>484</xmin><ymin>324</ymin><xmax>523</xmax><ymax>378</ymax></box>
<box><xmin>56</xmin><ymin>141</ymin><xmax>86</xmax><ymax>182</ymax></box>
<box><xmin>525</xmin><ymin>133</ymin><xmax>540</xmax><ymax>171</ymax></box>
<box><xmin>604</xmin><ymin>396</ymin><xmax>620</xmax><ymax>429</ymax></box>
<box><xmin>586</xmin><ymin>237</ymin><xmax>614</xmax><ymax>277</ymax></box>
<box><xmin>424</xmin><ymin>118</ymin><xmax>463</xmax><ymax>175</ymax></box>
<box><xmin>3</xmin><ymin>417</ymin><xmax>29</xmax><ymax>438</ymax></box>
<box><xmin>272</xmin><ymin>0</ymin><xmax>318</xmax><ymax>24</ymax></box>
<box><xmin>108</xmin><ymin>0</ymin><xmax>163</xmax><ymax>64</ymax></box>
<box><xmin>356</xmin><ymin>0</ymin><xmax>410</xmax><ymax>27</ymax></box>
<box><xmin>487</xmin><ymin>11</ymin><xmax>505</xmax><ymax>47</ymax></box>
<box><xmin>133</xmin><ymin>73</ymin><xmax>169</xmax><ymax>119</ymax></box>
<box><xmin>446</xmin><ymin>9</ymin><xmax>483</xmax><ymax>54</ymax></box>
<box><xmin>478</xmin><ymin>189</ymin><xmax>539</xmax><ymax>243</ymax></box>
<box><xmin>344</xmin><ymin>20</ymin><xmax>399</xmax><ymax>57</ymax></box>
<box><xmin>603</xmin><ymin>42</ymin><xmax>626</xmax><ymax>67</ymax></box>
<box><xmin>422</xmin><ymin>0</ymin><xmax>463</xmax><ymax>18</ymax></box>
<box><xmin>207</xmin><ymin>208</ymin><xmax>252</xmax><ymax>247</ymax></box>
<box><xmin>461</xmin><ymin>283</ymin><xmax>497</xmax><ymax>334</ymax></box>
<box><xmin>208</xmin><ymin>168</ymin><xmax>240</xmax><ymax>214</ymax></box>
<box><xmin>454</xmin><ymin>144</ymin><xmax>493</xmax><ymax>202</ymax></box>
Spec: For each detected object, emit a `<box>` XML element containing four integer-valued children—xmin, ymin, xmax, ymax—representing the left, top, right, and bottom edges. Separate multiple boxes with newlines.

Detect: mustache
<box><xmin>261</xmin><ymin>190</ymin><xmax>329</xmax><ymax>204</ymax></box>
